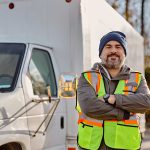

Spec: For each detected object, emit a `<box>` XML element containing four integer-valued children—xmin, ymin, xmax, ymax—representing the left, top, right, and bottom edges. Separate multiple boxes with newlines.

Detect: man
<box><xmin>77</xmin><ymin>31</ymin><xmax>150</xmax><ymax>150</ymax></box>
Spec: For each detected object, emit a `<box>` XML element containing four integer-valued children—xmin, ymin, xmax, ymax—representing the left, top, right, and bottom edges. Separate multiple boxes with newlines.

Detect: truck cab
<box><xmin>0</xmin><ymin>43</ymin><xmax>78</xmax><ymax>150</ymax></box>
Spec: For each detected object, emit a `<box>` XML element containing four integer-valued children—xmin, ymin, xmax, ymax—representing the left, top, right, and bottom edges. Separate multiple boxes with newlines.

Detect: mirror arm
<box><xmin>43</xmin><ymin>99</ymin><xmax>60</xmax><ymax>134</ymax></box>
<box><xmin>32</xmin><ymin>97</ymin><xmax>59</xmax><ymax>103</ymax></box>
<box><xmin>32</xmin><ymin>98</ymin><xmax>60</xmax><ymax>137</ymax></box>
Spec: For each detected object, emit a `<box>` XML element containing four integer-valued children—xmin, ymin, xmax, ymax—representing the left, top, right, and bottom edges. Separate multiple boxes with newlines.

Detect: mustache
<box><xmin>107</xmin><ymin>53</ymin><xmax>119</xmax><ymax>57</ymax></box>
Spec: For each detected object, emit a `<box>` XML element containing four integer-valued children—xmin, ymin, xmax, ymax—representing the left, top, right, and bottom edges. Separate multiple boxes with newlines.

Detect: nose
<box><xmin>110</xmin><ymin>46</ymin><xmax>117</xmax><ymax>53</ymax></box>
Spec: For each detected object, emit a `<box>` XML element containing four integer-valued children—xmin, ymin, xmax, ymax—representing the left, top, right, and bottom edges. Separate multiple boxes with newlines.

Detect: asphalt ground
<box><xmin>141</xmin><ymin>124</ymin><xmax>150</xmax><ymax>150</ymax></box>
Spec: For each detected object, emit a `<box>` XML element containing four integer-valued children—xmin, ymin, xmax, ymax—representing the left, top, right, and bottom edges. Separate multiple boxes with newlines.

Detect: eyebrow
<box><xmin>105</xmin><ymin>43</ymin><xmax>122</xmax><ymax>47</ymax></box>
<box><xmin>105</xmin><ymin>44</ymin><xmax>112</xmax><ymax>47</ymax></box>
<box><xmin>116</xmin><ymin>44</ymin><xmax>122</xmax><ymax>46</ymax></box>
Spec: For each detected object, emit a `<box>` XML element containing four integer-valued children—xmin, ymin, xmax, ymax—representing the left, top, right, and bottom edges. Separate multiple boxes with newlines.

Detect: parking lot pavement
<box><xmin>141</xmin><ymin>127</ymin><xmax>150</xmax><ymax>150</ymax></box>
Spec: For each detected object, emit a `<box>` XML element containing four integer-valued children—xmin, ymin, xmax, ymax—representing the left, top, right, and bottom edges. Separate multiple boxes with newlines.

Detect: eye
<box><xmin>105</xmin><ymin>45</ymin><xmax>111</xmax><ymax>49</ymax></box>
<box><xmin>116</xmin><ymin>45</ymin><xmax>122</xmax><ymax>49</ymax></box>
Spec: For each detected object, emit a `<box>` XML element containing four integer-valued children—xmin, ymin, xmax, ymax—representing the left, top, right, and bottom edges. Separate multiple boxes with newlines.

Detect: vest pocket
<box><xmin>104</xmin><ymin>121</ymin><xmax>141</xmax><ymax>149</ymax></box>
<box><xmin>78</xmin><ymin>122</ymin><xmax>103</xmax><ymax>150</ymax></box>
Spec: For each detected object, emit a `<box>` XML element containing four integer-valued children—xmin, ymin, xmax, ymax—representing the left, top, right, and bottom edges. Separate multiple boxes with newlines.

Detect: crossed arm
<box><xmin>77</xmin><ymin>75</ymin><xmax>150</xmax><ymax>121</ymax></box>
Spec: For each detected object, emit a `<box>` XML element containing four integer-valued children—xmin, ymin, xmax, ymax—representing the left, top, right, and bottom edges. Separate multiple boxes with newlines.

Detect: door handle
<box><xmin>60</xmin><ymin>116</ymin><xmax>64</xmax><ymax>129</ymax></box>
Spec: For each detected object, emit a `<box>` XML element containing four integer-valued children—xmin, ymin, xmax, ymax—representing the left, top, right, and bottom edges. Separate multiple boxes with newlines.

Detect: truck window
<box><xmin>28</xmin><ymin>48</ymin><xmax>57</xmax><ymax>97</ymax></box>
<box><xmin>0</xmin><ymin>43</ymin><xmax>25</xmax><ymax>92</ymax></box>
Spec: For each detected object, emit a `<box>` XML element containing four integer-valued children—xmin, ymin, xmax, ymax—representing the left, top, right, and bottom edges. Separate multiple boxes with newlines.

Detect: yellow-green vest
<box><xmin>76</xmin><ymin>70</ymin><xmax>142</xmax><ymax>150</ymax></box>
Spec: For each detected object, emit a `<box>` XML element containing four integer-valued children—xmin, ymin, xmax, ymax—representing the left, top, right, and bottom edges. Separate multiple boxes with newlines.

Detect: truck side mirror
<box><xmin>59</xmin><ymin>74</ymin><xmax>78</xmax><ymax>98</ymax></box>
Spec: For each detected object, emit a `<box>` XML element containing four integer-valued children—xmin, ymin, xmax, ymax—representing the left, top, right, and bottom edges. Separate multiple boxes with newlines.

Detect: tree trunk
<box><xmin>125</xmin><ymin>0</ymin><xmax>129</xmax><ymax>21</ymax></box>
<box><xmin>141</xmin><ymin>0</ymin><xmax>145</xmax><ymax>36</ymax></box>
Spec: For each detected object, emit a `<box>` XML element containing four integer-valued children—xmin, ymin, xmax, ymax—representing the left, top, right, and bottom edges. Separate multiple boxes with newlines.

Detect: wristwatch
<box><xmin>103</xmin><ymin>94</ymin><xmax>110</xmax><ymax>103</ymax></box>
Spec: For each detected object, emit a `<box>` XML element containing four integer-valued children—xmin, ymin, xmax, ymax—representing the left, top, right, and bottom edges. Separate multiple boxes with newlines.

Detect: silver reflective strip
<box><xmin>126</xmin><ymin>73</ymin><xmax>139</xmax><ymax>124</ymax></box>
<box><xmin>128</xmin><ymin>85</ymin><xmax>133</xmax><ymax>91</ymax></box>
<box><xmin>129</xmin><ymin>73</ymin><xmax>136</xmax><ymax>82</ymax></box>
<box><xmin>126</xmin><ymin>73</ymin><xmax>138</xmax><ymax>91</ymax></box>
<box><xmin>91</xmin><ymin>73</ymin><xmax>98</xmax><ymax>92</ymax></box>
<box><xmin>101</xmin><ymin>65</ymin><xmax>111</xmax><ymax>80</ymax></box>
<box><xmin>129</xmin><ymin>114</ymin><xmax>137</xmax><ymax>120</ymax></box>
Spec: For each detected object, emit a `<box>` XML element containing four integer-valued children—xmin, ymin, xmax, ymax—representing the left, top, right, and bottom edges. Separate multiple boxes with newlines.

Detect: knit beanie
<box><xmin>99</xmin><ymin>31</ymin><xmax>127</xmax><ymax>57</ymax></box>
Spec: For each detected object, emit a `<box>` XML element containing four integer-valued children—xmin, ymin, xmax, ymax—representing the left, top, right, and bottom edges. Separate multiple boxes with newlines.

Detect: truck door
<box><xmin>22</xmin><ymin>44</ymin><xmax>66</xmax><ymax>150</ymax></box>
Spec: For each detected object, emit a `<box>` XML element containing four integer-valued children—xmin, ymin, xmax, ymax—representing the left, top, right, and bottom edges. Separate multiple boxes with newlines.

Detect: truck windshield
<box><xmin>0</xmin><ymin>43</ymin><xmax>25</xmax><ymax>92</ymax></box>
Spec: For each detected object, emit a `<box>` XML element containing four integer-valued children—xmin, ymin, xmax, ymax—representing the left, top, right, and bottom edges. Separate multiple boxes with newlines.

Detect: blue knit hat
<box><xmin>99</xmin><ymin>31</ymin><xmax>127</xmax><ymax>57</ymax></box>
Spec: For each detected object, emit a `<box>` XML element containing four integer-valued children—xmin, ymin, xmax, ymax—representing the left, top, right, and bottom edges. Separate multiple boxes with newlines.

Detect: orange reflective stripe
<box><xmin>84</xmin><ymin>120</ymin><xmax>103</xmax><ymax>127</ymax></box>
<box><xmin>124</xmin><ymin>120</ymin><xmax>138</xmax><ymax>125</ymax></box>
<box><xmin>124</xmin><ymin>85</ymin><xmax>129</xmax><ymax>95</ymax></box>
<box><xmin>78</xmin><ymin>119</ymin><xmax>103</xmax><ymax>127</ymax></box>
<box><xmin>133</xmin><ymin>73</ymin><xmax>139</xmax><ymax>91</ymax></box>
<box><xmin>105</xmin><ymin>120</ymin><xmax>138</xmax><ymax>125</ymax></box>
<box><xmin>135</xmin><ymin>73</ymin><xmax>139</xmax><ymax>83</ymax></box>
<box><xmin>96</xmin><ymin>74</ymin><xmax>101</xmax><ymax>93</ymax></box>
<box><xmin>105</xmin><ymin>120</ymin><xmax>117</xmax><ymax>122</ymax></box>
<box><xmin>78</xmin><ymin>118</ymin><xmax>84</xmax><ymax>124</ymax></box>
<box><xmin>87</xmin><ymin>72</ymin><xmax>92</xmax><ymax>84</ymax></box>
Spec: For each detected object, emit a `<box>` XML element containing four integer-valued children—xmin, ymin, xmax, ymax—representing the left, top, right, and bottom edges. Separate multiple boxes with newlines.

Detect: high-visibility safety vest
<box><xmin>76</xmin><ymin>70</ymin><xmax>142</xmax><ymax>150</ymax></box>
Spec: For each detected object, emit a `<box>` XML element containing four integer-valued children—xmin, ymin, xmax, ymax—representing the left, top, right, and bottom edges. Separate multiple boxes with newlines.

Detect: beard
<box><xmin>102</xmin><ymin>54</ymin><xmax>125</xmax><ymax>69</ymax></box>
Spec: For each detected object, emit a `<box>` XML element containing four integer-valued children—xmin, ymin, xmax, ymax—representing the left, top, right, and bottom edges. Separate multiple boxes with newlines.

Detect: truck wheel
<box><xmin>0</xmin><ymin>142</ymin><xmax>22</xmax><ymax>150</ymax></box>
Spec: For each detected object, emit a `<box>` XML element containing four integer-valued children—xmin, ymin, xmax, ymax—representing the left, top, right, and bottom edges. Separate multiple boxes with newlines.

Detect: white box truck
<box><xmin>0</xmin><ymin>0</ymin><xmax>144</xmax><ymax>150</ymax></box>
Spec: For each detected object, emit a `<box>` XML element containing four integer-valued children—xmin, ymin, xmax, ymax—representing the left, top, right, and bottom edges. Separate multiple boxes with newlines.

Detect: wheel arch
<box><xmin>0</xmin><ymin>142</ymin><xmax>22</xmax><ymax>150</ymax></box>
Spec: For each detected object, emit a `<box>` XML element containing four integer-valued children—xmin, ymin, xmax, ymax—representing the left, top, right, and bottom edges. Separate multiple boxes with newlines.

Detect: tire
<box><xmin>0</xmin><ymin>142</ymin><xmax>22</xmax><ymax>150</ymax></box>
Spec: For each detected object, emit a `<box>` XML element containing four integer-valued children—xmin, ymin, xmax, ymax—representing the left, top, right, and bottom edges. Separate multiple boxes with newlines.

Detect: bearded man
<box><xmin>77</xmin><ymin>31</ymin><xmax>150</xmax><ymax>150</ymax></box>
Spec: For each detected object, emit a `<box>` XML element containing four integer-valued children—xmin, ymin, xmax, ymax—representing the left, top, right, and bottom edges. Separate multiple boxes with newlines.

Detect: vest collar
<box><xmin>92</xmin><ymin>63</ymin><xmax>130</xmax><ymax>80</ymax></box>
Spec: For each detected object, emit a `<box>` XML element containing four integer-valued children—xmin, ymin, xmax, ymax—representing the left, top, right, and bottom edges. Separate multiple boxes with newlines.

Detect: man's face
<box><xmin>100</xmin><ymin>41</ymin><xmax>126</xmax><ymax>69</ymax></box>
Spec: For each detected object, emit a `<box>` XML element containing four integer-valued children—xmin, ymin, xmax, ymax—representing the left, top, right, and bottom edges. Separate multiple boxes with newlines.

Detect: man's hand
<box><xmin>108</xmin><ymin>95</ymin><xmax>116</xmax><ymax>105</ymax></box>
